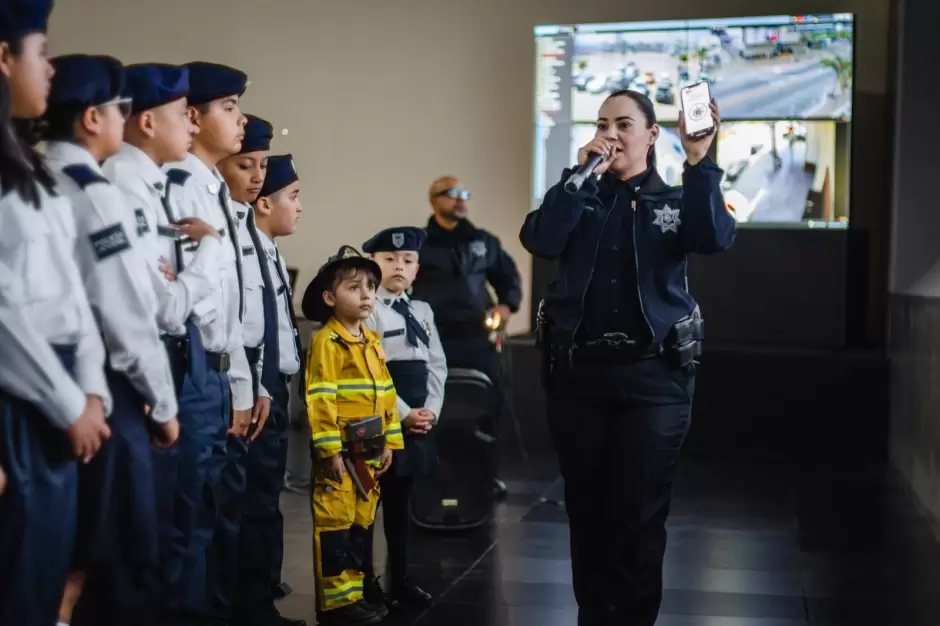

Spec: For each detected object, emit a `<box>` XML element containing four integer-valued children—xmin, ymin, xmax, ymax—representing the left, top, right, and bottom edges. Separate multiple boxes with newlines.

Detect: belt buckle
<box><xmin>593</xmin><ymin>332</ymin><xmax>635</xmax><ymax>349</ymax></box>
<box><xmin>219</xmin><ymin>352</ymin><xmax>231</xmax><ymax>372</ymax></box>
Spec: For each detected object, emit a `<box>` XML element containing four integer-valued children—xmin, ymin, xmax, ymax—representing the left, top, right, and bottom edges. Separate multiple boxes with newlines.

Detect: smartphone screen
<box><xmin>680</xmin><ymin>81</ymin><xmax>714</xmax><ymax>137</ymax></box>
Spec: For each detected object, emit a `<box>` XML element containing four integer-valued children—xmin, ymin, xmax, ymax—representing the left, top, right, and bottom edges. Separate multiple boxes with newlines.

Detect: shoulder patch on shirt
<box><xmin>134</xmin><ymin>208</ymin><xmax>150</xmax><ymax>236</ymax></box>
<box><xmin>89</xmin><ymin>223</ymin><xmax>131</xmax><ymax>261</ymax></box>
<box><xmin>62</xmin><ymin>164</ymin><xmax>109</xmax><ymax>190</ymax></box>
<box><xmin>242</xmin><ymin>246</ymin><xmax>255</xmax><ymax>256</ymax></box>
<box><xmin>165</xmin><ymin>169</ymin><xmax>192</xmax><ymax>187</ymax></box>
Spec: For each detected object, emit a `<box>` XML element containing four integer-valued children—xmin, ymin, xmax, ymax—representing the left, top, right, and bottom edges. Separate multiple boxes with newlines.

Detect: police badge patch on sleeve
<box><xmin>89</xmin><ymin>223</ymin><xmax>132</xmax><ymax>261</ymax></box>
<box><xmin>652</xmin><ymin>205</ymin><xmax>681</xmax><ymax>234</ymax></box>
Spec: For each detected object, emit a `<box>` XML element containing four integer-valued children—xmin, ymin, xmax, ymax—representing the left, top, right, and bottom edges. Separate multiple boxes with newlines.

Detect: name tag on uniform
<box><xmin>89</xmin><ymin>223</ymin><xmax>131</xmax><ymax>261</ymax></box>
<box><xmin>134</xmin><ymin>208</ymin><xmax>149</xmax><ymax>236</ymax></box>
<box><xmin>157</xmin><ymin>225</ymin><xmax>181</xmax><ymax>240</ymax></box>
<box><xmin>383</xmin><ymin>329</ymin><xmax>405</xmax><ymax>338</ymax></box>
<box><xmin>242</xmin><ymin>246</ymin><xmax>255</xmax><ymax>256</ymax></box>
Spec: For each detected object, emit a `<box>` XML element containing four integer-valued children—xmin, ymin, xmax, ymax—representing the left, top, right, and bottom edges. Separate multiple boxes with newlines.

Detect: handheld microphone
<box><xmin>564</xmin><ymin>151</ymin><xmax>606</xmax><ymax>194</ymax></box>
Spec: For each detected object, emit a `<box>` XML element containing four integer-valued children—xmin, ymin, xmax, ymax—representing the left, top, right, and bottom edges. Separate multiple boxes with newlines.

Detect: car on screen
<box><xmin>655</xmin><ymin>82</ymin><xmax>675</xmax><ymax>104</ymax></box>
<box><xmin>628</xmin><ymin>78</ymin><xmax>650</xmax><ymax>97</ymax></box>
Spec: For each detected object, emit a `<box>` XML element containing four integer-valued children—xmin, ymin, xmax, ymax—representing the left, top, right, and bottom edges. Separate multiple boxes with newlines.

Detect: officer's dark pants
<box><xmin>154</xmin><ymin>356</ymin><xmax>230</xmax><ymax>621</ymax></box>
<box><xmin>0</xmin><ymin>345</ymin><xmax>78</xmax><ymax>626</ymax></box>
<box><xmin>233</xmin><ymin>376</ymin><xmax>291</xmax><ymax>623</ymax></box>
<box><xmin>72</xmin><ymin>370</ymin><xmax>159</xmax><ymax>626</ymax></box>
<box><xmin>546</xmin><ymin>356</ymin><xmax>695</xmax><ymax>626</ymax></box>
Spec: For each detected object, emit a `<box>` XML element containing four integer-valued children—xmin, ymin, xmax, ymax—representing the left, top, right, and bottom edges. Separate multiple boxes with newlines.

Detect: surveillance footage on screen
<box><xmin>532</xmin><ymin>14</ymin><xmax>854</xmax><ymax>228</ymax></box>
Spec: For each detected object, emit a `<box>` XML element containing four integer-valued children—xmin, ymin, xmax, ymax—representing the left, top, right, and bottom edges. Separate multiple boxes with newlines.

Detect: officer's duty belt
<box><xmin>559</xmin><ymin>336</ymin><xmax>663</xmax><ymax>367</ymax></box>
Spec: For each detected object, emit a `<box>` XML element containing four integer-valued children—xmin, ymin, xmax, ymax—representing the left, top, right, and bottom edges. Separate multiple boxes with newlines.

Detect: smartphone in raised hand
<box><xmin>680</xmin><ymin>81</ymin><xmax>715</xmax><ymax>139</ymax></box>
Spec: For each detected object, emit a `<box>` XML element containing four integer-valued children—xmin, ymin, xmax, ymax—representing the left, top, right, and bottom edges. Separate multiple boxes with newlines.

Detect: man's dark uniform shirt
<box><xmin>412</xmin><ymin>217</ymin><xmax>522</xmax><ymax>341</ymax></box>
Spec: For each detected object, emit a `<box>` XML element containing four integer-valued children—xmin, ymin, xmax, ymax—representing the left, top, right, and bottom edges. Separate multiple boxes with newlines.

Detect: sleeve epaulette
<box><xmin>61</xmin><ymin>164</ymin><xmax>109</xmax><ymax>190</ymax></box>
<box><xmin>165</xmin><ymin>169</ymin><xmax>192</xmax><ymax>187</ymax></box>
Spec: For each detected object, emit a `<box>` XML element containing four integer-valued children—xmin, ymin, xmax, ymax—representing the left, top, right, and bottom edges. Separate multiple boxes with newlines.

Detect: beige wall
<box><xmin>47</xmin><ymin>0</ymin><xmax>891</xmax><ymax>333</ymax></box>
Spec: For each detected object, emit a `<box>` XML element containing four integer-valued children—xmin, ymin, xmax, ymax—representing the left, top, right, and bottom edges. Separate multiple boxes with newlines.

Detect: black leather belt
<box><xmin>557</xmin><ymin>334</ymin><xmax>663</xmax><ymax>367</ymax></box>
<box><xmin>245</xmin><ymin>346</ymin><xmax>261</xmax><ymax>366</ymax></box>
<box><xmin>206</xmin><ymin>351</ymin><xmax>231</xmax><ymax>372</ymax></box>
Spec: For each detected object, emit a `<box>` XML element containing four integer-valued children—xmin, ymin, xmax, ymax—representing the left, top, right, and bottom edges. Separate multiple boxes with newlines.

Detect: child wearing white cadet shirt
<box><xmin>360</xmin><ymin>226</ymin><xmax>446</xmax><ymax>611</ymax></box>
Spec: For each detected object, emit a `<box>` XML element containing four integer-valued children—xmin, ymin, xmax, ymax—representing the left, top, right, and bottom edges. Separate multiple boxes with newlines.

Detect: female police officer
<box><xmin>520</xmin><ymin>89</ymin><xmax>735</xmax><ymax>626</ymax></box>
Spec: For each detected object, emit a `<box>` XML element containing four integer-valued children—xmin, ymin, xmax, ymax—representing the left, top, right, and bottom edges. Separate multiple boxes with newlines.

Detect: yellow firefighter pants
<box><xmin>312</xmin><ymin>466</ymin><xmax>380</xmax><ymax>612</ymax></box>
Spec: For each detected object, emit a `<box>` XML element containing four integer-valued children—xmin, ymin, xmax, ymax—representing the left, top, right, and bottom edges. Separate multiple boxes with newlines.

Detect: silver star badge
<box><xmin>652</xmin><ymin>205</ymin><xmax>681</xmax><ymax>234</ymax></box>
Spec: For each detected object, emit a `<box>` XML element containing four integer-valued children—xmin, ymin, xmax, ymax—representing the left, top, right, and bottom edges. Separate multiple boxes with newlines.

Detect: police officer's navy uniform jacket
<box><xmin>412</xmin><ymin>218</ymin><xmax>522</xmax><ymax>337</ymax></box>
<box><xmin>520</xmin><ymin>156</ymin><xmax>736</xmax><ymax>348</ymax></box>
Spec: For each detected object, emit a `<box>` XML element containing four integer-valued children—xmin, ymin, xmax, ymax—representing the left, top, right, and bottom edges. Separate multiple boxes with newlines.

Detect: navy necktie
<box><xmin>160</xmin><ymin>186</ymin><xmax>184</xmax><ymax>272</ymax></box>
<box><xmin>391</xmin><ymin>298</ymin><xmax>430</xmax><ymax>348</ymax></box>
<box><xmin>219</xmin><ymin>187</ymin><xmax>244</xmax><ymax>322</ymax></box>
<box><xmin>274</xmin><ymin>249</ymin><xmax>305</xmax><ymax>396</ymax></box>
<box><xmin>246</xmin><ymin>210</ymin><xmax>280</xmax><ymax>388</ymax></box>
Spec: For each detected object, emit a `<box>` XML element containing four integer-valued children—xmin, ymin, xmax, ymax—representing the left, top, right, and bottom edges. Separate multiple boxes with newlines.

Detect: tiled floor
<box><xmin>275</xmin><ymin>455</ymin><xmax>940</xmax><ymax>626</ymax></box>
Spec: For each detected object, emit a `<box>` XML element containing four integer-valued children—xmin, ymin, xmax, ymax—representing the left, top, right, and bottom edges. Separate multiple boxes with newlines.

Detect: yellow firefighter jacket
<box><xmin>305</xmin><ymin>317</ymin><xmax>405</xmax><ymax>460</ymax></box>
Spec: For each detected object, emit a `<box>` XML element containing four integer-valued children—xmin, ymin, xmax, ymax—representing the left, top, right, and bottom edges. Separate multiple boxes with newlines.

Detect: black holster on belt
<box><xmin>162</xmin><ymin>335</ymin><xmax>189</xmax><ymax>395</ymax></box>
<box><xmin>535</xmin><ymin>300</ymin><xmax>554</xmax><ymax>389</ymax></box>
<box><xmin>664</xmin><ymin>309</ymin><xmax>704</xmax><ymax>368</ymax></box>
<box><xmin>341</xmin><ymin>415</ymin><xmax>386</xmax><ymax>501</ymax></box>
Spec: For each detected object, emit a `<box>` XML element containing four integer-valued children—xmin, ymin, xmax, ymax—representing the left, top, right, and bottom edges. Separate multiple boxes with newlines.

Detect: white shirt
<box><xmin>257</xmin><ymin>229</ymin><xmax>301</xmax><ymax>376</ymax></box>
<box><xmin>234</xmin><ymin>201</ymin><xmax>264</xmax><ymax>350</ymax></box>
<box><xmin>102</xmin><ymin>143</ymin><xmax>222</xmax><ymax>336</ymax></box>
<box><xmin>365</xmin><ymin>286</ymin><xmax>446</xmax><ymax>419</ymax></box>
<box><xmin>163</xmin><ymin>153</ymin><xmax>252</xmax><ymax>411</ymax></box>
<box><xmin>0</xmin><ymin>177</ymin><xmax>112</xmax><ymax>429</ymax></box>
<box><xmin>46</xmin><ymin>141</ymin><xmax>177</xmax><ymax>424</ymax></box>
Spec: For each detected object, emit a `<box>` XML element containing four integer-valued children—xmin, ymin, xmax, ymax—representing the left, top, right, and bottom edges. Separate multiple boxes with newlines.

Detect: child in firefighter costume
<box><xmin>301</xmin><ymin>245</ymin><xmax>405</xmax><ymax>625</ymax></box>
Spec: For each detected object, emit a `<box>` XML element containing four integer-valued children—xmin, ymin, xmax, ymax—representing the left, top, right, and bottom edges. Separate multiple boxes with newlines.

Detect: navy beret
<box><xmin>0</xmin><ymin>0</ymin><xmax>52</xmax><ymax>43</ymax></box>
<box><xmin>258</xmin><ymin>154</ymin><xmax>299</xmax><ymax>198</ymax></box>
<box><xmin>48</xmin><ymin>54</ymin><xmax>125</xmax><ymax>108</ymax></box>
<box><xmin>124</xmin><ymin>63</ymin><xmax>188</xmax><ymax>115</ymax></box>
<box><xmin>184</xmin><ymin>61</ymin><xmax>248</xmax><ymax>107</ymax></box>
<box><xmin>238</xmin><ymin>114</ymin><xmax>273</xmax><ymax>154</ymax></box>
<box><xmin>362</xmin><ymin>226</ymin><xmax>427</xmax><ymax>253</ymax></box>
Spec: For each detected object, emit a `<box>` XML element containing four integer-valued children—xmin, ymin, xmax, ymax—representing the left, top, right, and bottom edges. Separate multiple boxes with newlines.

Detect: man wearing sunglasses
<box><xmin>41</xmin><ymin>54</ymin><xmax>181</xmax><ymax>625</ymax></box>
<box><xmin>411</xmin><ymin>175</ymin><xmax>522</xmax><ymax>498</ymax></box>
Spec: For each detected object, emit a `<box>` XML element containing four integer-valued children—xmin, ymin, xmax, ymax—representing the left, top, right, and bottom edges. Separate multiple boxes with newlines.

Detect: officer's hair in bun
<box><xmin>327</xmin><ymin>258</ymin><xmax>380</xmax><ymax>292</ymax></box>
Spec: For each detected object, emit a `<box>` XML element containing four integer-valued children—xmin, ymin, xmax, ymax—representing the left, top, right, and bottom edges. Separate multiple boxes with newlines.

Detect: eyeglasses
<box><xmin>97</xmin><ymin>96</ymin><xmax>134</xmax><ymax>120</ymax></box>
<box><xmin>435</xmin><ymin>188</ymin><xmax>470</xmax><ymax>201</ymax></box>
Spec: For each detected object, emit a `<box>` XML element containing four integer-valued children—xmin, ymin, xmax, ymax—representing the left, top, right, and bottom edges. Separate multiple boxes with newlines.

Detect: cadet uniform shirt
<box><xmin>46</xmin><ymin>141</ymin><xmax>178</xmax><ymax>424</ymax></box>
<box><xmin>305</xmin><ymin>318</ymin><xmax>405</xmax><ymax>460</ymax></box>
<box><xmin>364</xmin><ymin>286</ymin><xmax>447</xmax><ymax>419</ymax></box>
<box><xmin>257</xmin><ymin>230</ymin><xmax>301</xmax><ymax>375</ymax></box>
<box><xmin>234</xmin><ymin>200</ymin><xmax>265</xmax><ymax>351</ymax></box>
<box><xmin>0</xmin><ymin>179</ymin><xmax>112</xmax><ymax>428</ymax></box>
<box><xmin>103</xmin><ymin>143</ymin><xmax>223</xmax><ymax>337</ymax></box>
<box><xmin>163</xmin><ymin>153</ymin><xmax>253</xmax><ymax>411</ymax></box>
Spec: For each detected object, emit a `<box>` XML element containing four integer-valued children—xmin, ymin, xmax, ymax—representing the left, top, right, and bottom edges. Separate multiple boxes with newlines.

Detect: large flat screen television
<box><xmin>533</xmin><ymin>14</ymin><xmax>854</xmax><ymax>229</ymax></box>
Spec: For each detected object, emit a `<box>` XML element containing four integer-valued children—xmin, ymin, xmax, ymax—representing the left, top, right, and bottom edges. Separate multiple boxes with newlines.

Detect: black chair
<box><xmin>410</xmin><ymin>368</ymin><xmax>498</xmax><ymax>531</ymax></box>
